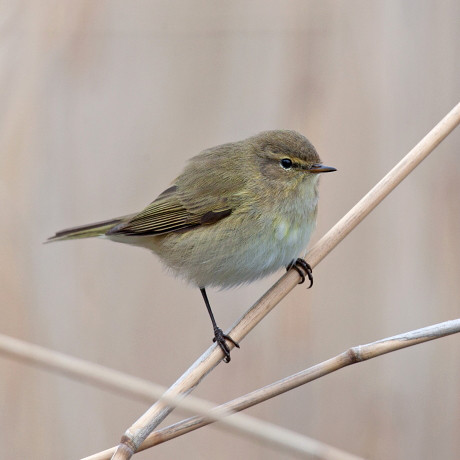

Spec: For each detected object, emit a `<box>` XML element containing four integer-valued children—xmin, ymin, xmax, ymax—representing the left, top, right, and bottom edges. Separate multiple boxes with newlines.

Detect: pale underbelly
<box><xmin>108</xmin><ymin>215</ymin><xmax>315</xmax><ymax>288</ymax></box>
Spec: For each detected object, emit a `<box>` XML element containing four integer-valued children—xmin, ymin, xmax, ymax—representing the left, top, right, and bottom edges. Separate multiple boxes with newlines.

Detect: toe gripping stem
<box><xmin>288</xmin><ymin>258</ymin><xmax>313</xmax><ymax>288</ymax></box>
<box><xmin>213</xmin><ymin>327</ymin><xmax>240</xmax><ymax>363</ymax></box>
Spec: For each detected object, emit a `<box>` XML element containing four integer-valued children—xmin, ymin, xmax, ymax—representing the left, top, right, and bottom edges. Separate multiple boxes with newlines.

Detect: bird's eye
<box><xmin>280</xmin><ymin>158</ymin><xmax>293</xmax><ymax>169</ymax></box>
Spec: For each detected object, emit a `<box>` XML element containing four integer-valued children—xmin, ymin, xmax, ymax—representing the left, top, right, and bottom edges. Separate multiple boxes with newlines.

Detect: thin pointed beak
<box><xmin>309</xmin><ymin>164</ymin><xmax>337</xmax><ymax>174</ymax></box>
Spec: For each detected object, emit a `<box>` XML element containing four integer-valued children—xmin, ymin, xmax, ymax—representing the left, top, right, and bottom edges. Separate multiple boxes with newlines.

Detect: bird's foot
<box><xmin>287</xmin><ymin>258</ymin><xmax>313</xmax><ymax>288</ymax></box>
<box><xmin>213</xmin><ymin>327</ymin><xmax>240</xmax><ymax>363</ymax></box>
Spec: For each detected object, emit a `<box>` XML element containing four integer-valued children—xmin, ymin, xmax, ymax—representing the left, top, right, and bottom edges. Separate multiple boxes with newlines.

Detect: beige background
<box><xmin>1</xmin><ymin>1</ymin><xmax>460</xmax><ymax>459</ymax></box>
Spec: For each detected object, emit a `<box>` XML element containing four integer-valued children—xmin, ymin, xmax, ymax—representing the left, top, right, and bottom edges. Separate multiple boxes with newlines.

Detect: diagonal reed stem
<box><xmin>105</xmin><ymin>102</ymin><xmax>460</xmax><ymax>459</ymax></box>
<box><xmin>83</xmin><ymin>319</ymin><xmax>457</xmax><ymax>459</ymax></box>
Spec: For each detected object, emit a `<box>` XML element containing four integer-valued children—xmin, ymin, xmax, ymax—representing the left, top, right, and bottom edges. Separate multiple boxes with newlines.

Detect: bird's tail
<box><xmin>46</xmin><ymin>217</ymin><xmax>126</xmax><ymax>243</ymax></box>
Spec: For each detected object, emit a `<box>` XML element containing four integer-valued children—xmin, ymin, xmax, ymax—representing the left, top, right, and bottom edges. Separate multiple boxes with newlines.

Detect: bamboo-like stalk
<box><xmin>0</xmin><ymin>333</ymin><xmax>357</xmax><ymax>460</ymax></box>
<box><xmin>84</xmin><ymin>319</ymin><xmax>459</xmax><ymax>460</ymax></box>
<box><xmin>111</xmin><ymin>102</ymin><xmax>460</xmax><ymax>459</ymax></box>
<box><xmin>3</xmin><ymin>316</ymin><xmax>457</xmax><ymax>459</ymax></box>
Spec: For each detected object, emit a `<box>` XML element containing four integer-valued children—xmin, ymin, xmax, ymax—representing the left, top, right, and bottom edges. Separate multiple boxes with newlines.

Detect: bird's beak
<box><xmin>309</xmin><ymin>164</ymin><xmax>337</xmax><ymax>174</ymax></box>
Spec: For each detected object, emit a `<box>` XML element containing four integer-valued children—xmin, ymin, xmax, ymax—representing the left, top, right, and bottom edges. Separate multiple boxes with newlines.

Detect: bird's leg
<box><xmin>287</xmin><ymin>258</ymin><xmax>313</xmax><ymax>288</ymax></box>
<box><xmin>199</xmin><ymin>288</ymin><xmax>240</xmax><ymax>363</ymax></box>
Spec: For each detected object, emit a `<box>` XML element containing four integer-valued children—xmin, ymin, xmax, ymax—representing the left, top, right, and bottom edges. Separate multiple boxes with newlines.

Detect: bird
<box><xmin>48</xmin><ymin>130</ymin><xmax>336</xmax><ymax>362</ymax></box>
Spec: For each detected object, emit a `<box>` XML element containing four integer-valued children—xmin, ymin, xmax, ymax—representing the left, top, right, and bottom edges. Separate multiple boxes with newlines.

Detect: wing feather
<box><xmin>108</xmin><ymin>144</ymin><xmax>250</xmax><ymax>237</ymax></box>
<box><xmin>108</xmin><ymin>185</ymin><xmax>233</xmax><ymax>236</ymax></box>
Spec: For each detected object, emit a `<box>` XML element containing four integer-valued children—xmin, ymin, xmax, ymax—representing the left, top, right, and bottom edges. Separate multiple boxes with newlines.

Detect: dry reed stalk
<box><xmin>82</xmin><ymin>319</ymin><xmax>458</xmax><ymax>460</ymax></box>
<box><xmin>110</xmin><ymin>102</ymin><xmax>460</xmax><ymax>459</ymax></box>
<box><xmin>0</xmin><ymin>333</ymin><xmax>357</xmax><ymax>459</ymax></box>
<box><xmin>1</xmin><ymin>318</ymin><xmax>457</xmax><ymax>459</ymax></box>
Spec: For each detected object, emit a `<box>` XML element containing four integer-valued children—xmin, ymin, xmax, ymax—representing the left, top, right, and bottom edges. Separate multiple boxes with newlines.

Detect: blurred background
<box><xmin>1</xmin><ymin>1</ymin><xmax>459</xmax><ymax>459</ymax></box>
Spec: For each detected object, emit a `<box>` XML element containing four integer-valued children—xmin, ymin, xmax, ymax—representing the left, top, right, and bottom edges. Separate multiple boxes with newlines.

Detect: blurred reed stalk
<box><xmin>0</xmin><ymin>332</ymin><xmax>357</xmax><ymax>460</ymax></box>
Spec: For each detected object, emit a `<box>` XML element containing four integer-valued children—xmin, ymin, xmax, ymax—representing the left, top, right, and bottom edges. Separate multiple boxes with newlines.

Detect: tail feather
<box><xmin>47</xmin><ymin>217</ymin><xmax>127</xmax><ymax>243</ymax></box>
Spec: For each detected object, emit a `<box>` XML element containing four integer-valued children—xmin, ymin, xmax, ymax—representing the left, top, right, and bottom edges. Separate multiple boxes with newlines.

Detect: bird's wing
<box><xmin>107</xmin><ymin>184</ymin><xmax>235</xmax><ymax>236</ymax></box>
<box><xmin>108</xmin><ymin>143</ymin><xmax>250</xmax><ymax>237</ymax></box>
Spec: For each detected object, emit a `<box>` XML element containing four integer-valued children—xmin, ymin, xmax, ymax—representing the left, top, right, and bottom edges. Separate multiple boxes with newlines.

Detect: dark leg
<box><xmin>287</xmin><ymin>258</ymin><xmax>313</xmax><ymax>288</ymax></box>
<box><xmin>200</xmin><ymin>288</ymin><xmax>240</xmax><ymax>363</ymax></box>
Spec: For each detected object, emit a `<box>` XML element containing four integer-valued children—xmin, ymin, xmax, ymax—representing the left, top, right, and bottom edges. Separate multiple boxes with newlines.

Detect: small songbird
<box><xmin>48</xmin><ymin>130</ymin><xmax>336</xmax><ymax>362</ymax></box>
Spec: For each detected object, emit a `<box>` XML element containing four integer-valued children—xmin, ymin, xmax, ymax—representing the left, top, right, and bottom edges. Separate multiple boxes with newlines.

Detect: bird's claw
<box><xmin>288</xmin><ymin>258</ymin><xmax>313</xmax><ymax>288</ymax></box>
<box><xmin>213</xmin><ymin>327</ymin><xmax>240</xmax><ymax>363</ymax></box>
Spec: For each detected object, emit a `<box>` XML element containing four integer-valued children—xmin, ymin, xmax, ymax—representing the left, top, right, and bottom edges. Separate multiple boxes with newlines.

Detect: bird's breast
<box><xmin>274</xmin><ymin>219</ymin><xmax>303</xmax><ymax>246</ymax></box>
<box><xmin>271</xmin><ymin>211</ymin><xmax>315</xmax><ymax>257</ymax></box>
<box><xmin>267</xmin><ymin>181</ymin><xmax>318</xmax><ymax>258</ymax></box>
